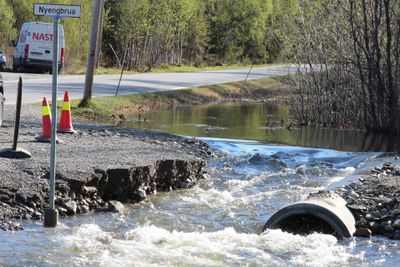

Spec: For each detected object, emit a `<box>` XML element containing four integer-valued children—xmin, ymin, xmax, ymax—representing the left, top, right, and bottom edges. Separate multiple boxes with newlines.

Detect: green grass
<box><xmin>71</xmin><ymin>75</ymin><xmax>291</xmax><ymax>122</ymax></box>
<box><xmin>64</xmin><ymin>63</ymin><xmax>283</xmax><ymax>75</ymax></box>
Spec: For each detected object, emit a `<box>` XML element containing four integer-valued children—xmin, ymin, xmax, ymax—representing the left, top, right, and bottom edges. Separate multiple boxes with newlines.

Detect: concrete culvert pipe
<box><xmin>263</xmin><ymin>191</ymin><xmax>355</xmax><ymax>239</ymax></box>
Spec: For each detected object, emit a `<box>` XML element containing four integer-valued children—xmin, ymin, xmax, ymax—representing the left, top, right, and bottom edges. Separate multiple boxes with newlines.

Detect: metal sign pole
<box><xmin>44</xmin><ymin>16</ymin><xmax>60</xmax><ymax>227</ymax></box>
<box><xmin>33</xmin><ymin>3</ymin><xmax>81</xmax><ymax>228</ymax></box>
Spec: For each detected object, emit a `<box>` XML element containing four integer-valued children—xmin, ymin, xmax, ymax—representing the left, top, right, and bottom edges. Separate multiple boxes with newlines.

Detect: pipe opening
<box><xmin>263</xmin><ymin>193</ymin><xmax>356</xmax><ymax>239</ymax></box>
<box><xmin>274</xmin><ymin>214</ymin><xmax>337</xmax><ymax>236</ymax></box>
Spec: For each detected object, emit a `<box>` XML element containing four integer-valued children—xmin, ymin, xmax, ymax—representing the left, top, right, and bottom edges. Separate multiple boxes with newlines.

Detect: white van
<box><xmin>12</xmin><ymin>22</ymin><xmax>65</xmax><ymax>72</ymax></box>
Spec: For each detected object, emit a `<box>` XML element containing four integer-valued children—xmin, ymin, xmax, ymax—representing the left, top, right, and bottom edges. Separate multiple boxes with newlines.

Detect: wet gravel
<box><xmin>336</xmin><ymin>162</ymin><xmax>400</xmax><ymax>239</ymax></box>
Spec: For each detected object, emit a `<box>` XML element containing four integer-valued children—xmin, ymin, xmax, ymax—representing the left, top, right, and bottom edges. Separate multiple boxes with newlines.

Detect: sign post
<box><xmin>34</xmin><ymin>3</ymin><xmax>81</xmax><ymax>228</ymax></box>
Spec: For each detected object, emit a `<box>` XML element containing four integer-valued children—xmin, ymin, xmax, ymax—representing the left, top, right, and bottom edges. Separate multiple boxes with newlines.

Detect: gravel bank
<box><xmin>336</xmin><ymin>162</ymin><xmax>400</xmax><ymax>239</ymax></box>
<box><xmin>0</xmin><ymin>104</ymin><xmax>209</xmax><ymax>230</ymax></box>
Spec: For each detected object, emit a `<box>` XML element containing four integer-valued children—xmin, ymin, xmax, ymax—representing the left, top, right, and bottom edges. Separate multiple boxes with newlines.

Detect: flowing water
<box><xmin>1</xmin><ymin>103</ymin><xmax>400</xmax><ymax>266</ymax></box>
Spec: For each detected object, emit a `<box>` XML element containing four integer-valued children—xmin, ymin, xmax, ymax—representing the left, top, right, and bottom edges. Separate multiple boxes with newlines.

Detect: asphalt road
<box><xmin>1</xmin><ymin>65</ymin><xmax>294</xmax><ymax>105</ymax></box>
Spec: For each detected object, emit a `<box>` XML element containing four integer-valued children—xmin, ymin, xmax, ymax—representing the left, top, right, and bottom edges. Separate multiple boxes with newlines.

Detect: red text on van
<box><xmin>32</xmin><ymin>32</ymin><xmax>53</xmax><ymax>41</ymax></box>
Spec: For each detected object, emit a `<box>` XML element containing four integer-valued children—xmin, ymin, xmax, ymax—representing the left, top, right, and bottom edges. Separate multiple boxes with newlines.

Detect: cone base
<box><xmin>57</xmin><ymin>128</ymin><xmax>76</xmax><ymax>134</ymax></box>
<box><xmin>35</xmin><ymin>135</ymin><xmax>60</xmax><ymax>143</ymax></box>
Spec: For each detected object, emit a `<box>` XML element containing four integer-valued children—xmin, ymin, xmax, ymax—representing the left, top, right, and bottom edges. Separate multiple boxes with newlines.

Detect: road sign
<box><xmin>34</xmin><ymin>3</ymin><xmax>81</xmax><ymax>228</ymax></box>
<box><xmin>34</xmin><ymin>3</ymin><xmax>81</xmax><ymax>18</ymax></box>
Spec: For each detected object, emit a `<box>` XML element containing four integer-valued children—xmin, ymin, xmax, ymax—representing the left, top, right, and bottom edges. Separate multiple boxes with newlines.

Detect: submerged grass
<box><xmin>71</xmin><ymin>75</ymin><xmax>291</xmax><ymax>122</ymax></box>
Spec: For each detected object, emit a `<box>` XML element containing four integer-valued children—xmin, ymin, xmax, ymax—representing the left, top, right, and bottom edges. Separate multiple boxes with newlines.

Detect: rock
<box><xmin>271</xmin><ymin>159</ymin><xmax>288</xmax><ymax>169</ymax></box>
<box><xmin>33</xmin><ymin>211</ymin><xmax>42</xmax><ymax>219</ymax></box>
<box><xmin>385</xmin><ymin>225</ymin><xmax>395</xmax><ymax>233</ymax></box>
<box><xmin>81</xmin><ymin>205</ymin><xmax>90</xmax><ymax>213</ymax></box>
<box><xmin>57</xmin><ymin>207</ymin><xmax>68</xmax><ymax>216</ymax></box>
<box><xmin>354</xmin><ymin>228</ymin><xmax>372</xmax><ymax>238</ymax></box>
<box><xmin>391</xmin><ymin>209</ymin><xmax>400</xmax><ymax>217</ymax></box>
<box><xmin>31</xmin><ymin>193</ymin><xmax>42</xmax><ymax>205</ymax></box>
<box><xmin>393</xmin><ymin>219</ymin><xmax>400</xmax><ymax>229</ymax></box>
<box><xmin>356</xmin><ymin>217</ymin><xmax>368</xmax><ymax>227</ymax></box>
<box><xmin>61</xmin><ymin>200</ymin><xmax>77</xmax><ymax>215</ymax></box>
<box><xmin>249</xmin><ymin>153</ymin><xmax>263</xmax><ymax>164</ymax></box>
<box><xmin>345</xmin><ymin>189</ymin><xmax>359</xmax><ymax>198</ymax></box>
<box><xmin>372</xmin><ymin>211</ymin><xmax>382</xmax><ymax>218</ymax></box>
<box><xmin>366</xmin><ymin>212</ymin><xmax>380</xmax><ymax>221</ymax></box>
<box><xmin>295</xmin><ymin>165</ymin><xmax>306</xmax><ymax>175</ymax></box>
<box><xmin>152</xmin><ymin>140</ymin><xmax>162</xmax><ymax>145</ymax></box>
<box><xmin>16</xmin><ymin>193</ymin><xmax>27</xmax><ymax>203</ymax></box>
<box><xmin>96</xmin><ymin>198</ymin><xmax>105</xmax><ymax>206</ymax></box>
<box><xmin>347</xmin><ymin>204</ymin><xmax>367</xmax><ymax>211</ymax></box>
<box><xmin>391</xmin><ymin>232</ymin><xmax>400</xmax><ymax>240</ymax></box>
<box><xmin>380</xmin><ymin>208</ymin><xmax>388</xmax><ymax>214</ymax></box>
<box><xmin>56</xmin><ymin>182</ymin><xmax>70</xmax><ymax>194</ymax></box>
<box><xmin>24</xmin><ymin>206</ymin><xmax>35</xmax><ymax>213</ymax></box>
<box><xmin>68</xmin><ymin>191</ymin><xmax>76</xmax><ymax>200</ymax></box>
<box><xmin>107</xmin><ymin>200</ymin><xmax>125</xmax><ymax>213</ymax></box>
<box><xmin>133</xmin><ymin>188</ymin><xmax>146</xmax><ymax>202</ymax></box>
<box><xmin>6</xmin><ymin>222</ymin><xmax>24</xmax><ymax>231</ymax></box>
<box><xmin>382</xmin><ymin>197</ymin><xmax>393</xmax><ymax>204</ymax></box>
<box><xmin>27</xmin><ymin>201</ymin><xmax>36</xmax><ymax>209</ymax></box>
<box><xmin>369</xmin><ymin>221</ymin><xmax>380</xmax><ymax>234</ymax></box>
<box><xmin>82</xmin><ymin>186</ymin><xmax>97</xmax><ymax>196</ymax></box>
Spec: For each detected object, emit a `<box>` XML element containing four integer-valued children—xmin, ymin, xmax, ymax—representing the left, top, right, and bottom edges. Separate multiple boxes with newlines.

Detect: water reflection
<box><xmin>121</xmin><ymin>102</ymin><xmax>399</xmax><ymax>152</ymax></box>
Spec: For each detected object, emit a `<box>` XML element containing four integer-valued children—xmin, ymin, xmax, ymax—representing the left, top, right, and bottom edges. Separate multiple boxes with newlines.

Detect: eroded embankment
<box><xmin>0</xmin><ymin>121</ymin><xmax>208</xmax><ymax>231</ymax></box>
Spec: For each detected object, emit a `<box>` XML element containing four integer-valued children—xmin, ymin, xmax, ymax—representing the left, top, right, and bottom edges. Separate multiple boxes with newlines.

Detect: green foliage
<box><xmin>206</xmin><ymin>0</ymin><xmax>269</xmax><ymax>63</ymax></box>
<box><xmin>0</xmin><ymin>0</ymin><xmax>300</xmax><ymax>70</ymax></box>
<box><xmin>104</xmin><ymin>0</ymin><xmax>300</xmax><ymax>68</ymax></box>
<box><xmin>0</xmin><ymin>0</ymin><xmax>16</xmax><ymax>66</ymax></box>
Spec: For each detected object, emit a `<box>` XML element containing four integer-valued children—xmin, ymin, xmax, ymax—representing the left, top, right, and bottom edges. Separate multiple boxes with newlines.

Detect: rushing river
<box><xmin>1</xmin><ymin>103</ymin><xmax>400</xmax><ymax>266</ymax></box>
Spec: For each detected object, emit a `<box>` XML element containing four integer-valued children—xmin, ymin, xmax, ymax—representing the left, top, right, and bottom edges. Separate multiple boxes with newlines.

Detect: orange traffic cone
<box><xmin>58</xmin><ymin>91</ymin><xmax>76</xmax><ymax>133</ymax></box>
<box><xmin>35</xmin><ymin>97</ymin><xmax>52</xmax><ymax>142</ymax></box>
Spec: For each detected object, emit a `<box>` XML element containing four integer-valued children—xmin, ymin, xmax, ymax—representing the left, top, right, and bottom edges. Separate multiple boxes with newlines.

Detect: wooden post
<box><xmin>82</xmin><ymin>0</ymin><xmax>101</xmax><ymax>104</ymax></box>
<box><xmin>96</xmin><ymin>0</ymin><xmax>105</xmax><ymax>68</ymax></box>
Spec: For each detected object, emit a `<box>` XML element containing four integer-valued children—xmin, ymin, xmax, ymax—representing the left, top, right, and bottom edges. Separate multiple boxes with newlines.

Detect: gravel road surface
<box><xmin>0</xmin><ymin>105</ymin><xmax>208</xmax><ymax>230</ymax></box>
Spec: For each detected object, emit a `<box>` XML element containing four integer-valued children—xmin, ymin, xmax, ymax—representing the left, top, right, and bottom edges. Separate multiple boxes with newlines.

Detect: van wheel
<box><xmin>49</xmin><ymin>67</ymin><xmax>62</xmax><ymax>74</ymax></box>
<box><xmin>16</xmin><ymin>65</ymin><xmax>24</xmax><ymax>73</ymax></box>
<box><xmin>12</xmin><ymin>62</ymin><xmax>17</xmax><ymax>72</ymax></box>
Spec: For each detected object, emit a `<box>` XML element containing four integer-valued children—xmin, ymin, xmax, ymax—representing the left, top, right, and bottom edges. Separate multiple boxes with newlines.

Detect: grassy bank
<box><xmin>64</xmin><ymin>63</ymin><xmax>281</xmax><ymax>75</ymax></box>
<box><xmin>71</xmin><ymin>75</ymin><xmax>291</xmax><ymax>122</ymax></box>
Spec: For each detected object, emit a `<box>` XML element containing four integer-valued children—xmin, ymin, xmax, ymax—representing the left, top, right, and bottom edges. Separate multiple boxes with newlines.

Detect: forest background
<box><xmin>0</xmin><ymin>0</ymin><xmax>297</xmax><ymax>70</ymax></box>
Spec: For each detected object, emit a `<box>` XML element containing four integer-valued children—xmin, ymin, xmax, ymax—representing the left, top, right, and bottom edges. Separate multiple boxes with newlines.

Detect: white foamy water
<box><xmin>52</xmin><ymin>225</ymin><xmax>363</xmax><ymax>267</ymax></box>
<box><xmin>0</xmin><ymin>223</ymin><xmax>363</xmax><ymax>267</ymax></box>
<box><xmin>1</xmin><ymin>138</ymin><xmax>398</xmax><ymax>266</ymax></box>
